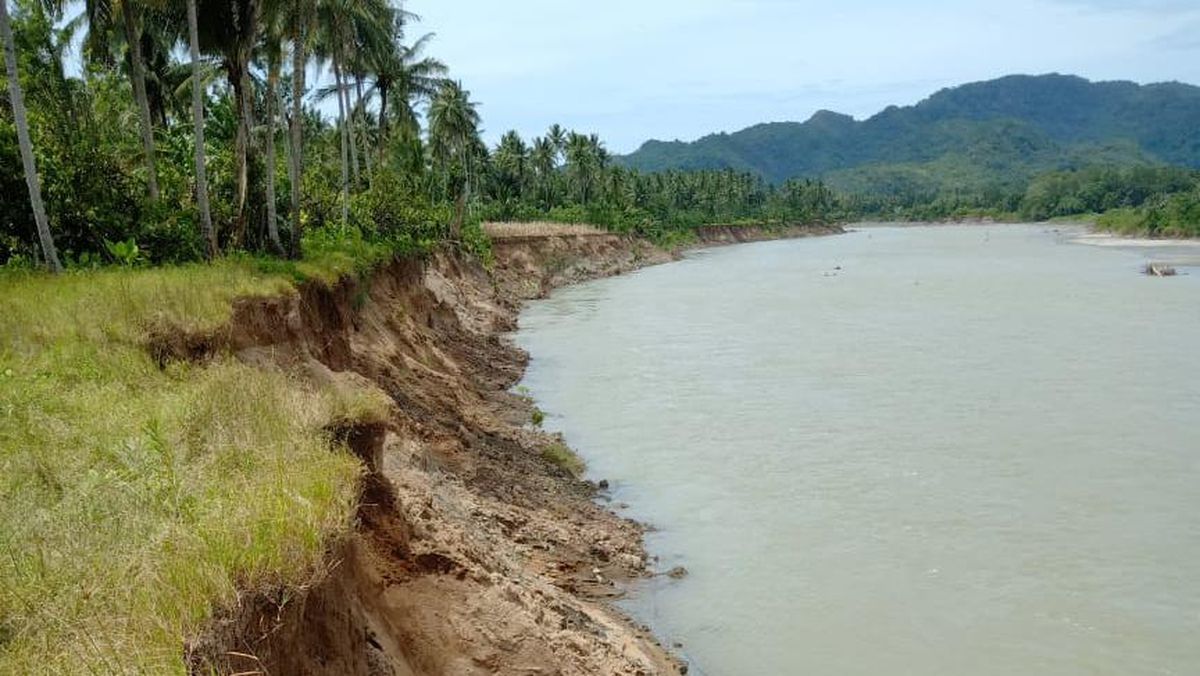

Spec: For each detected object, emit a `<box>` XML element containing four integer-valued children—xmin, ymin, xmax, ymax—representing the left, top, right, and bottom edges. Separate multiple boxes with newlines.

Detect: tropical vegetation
<box><xmin>0</xmin><ymin>0</ymin><xmax>480</xmax><ymax>270</ymax></box>
<box><xmin>2</xmin><ymin>1</ymin><xmax>1198</xmax><ymax>669</ymax></box>
<box><xmin>0</xmin><ymin>0</ymin><xmax>851</xmax><ymax>669</ymax></box>
<box><xmin>478</xmin><ymin>127</ymin><xmax>846</xmax><ymax>243</ymax></box>
<box><xmin>1</xmin><ymin>0</ymin><xmax>850</xmax><ymax>272</ymax></box>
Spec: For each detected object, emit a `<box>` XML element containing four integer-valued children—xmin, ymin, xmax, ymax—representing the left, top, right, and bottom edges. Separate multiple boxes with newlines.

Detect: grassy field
<box><xmin>0</xmin><ymin>248</ymin><xmax>393</xmax><ymax>673</ymax></box>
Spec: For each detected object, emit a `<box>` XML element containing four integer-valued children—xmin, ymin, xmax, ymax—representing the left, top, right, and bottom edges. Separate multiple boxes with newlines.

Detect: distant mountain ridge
<box><xmin>617</xmin><ymin>74</ymin><xmax>1200</xmax><ymax>192</ymax></box>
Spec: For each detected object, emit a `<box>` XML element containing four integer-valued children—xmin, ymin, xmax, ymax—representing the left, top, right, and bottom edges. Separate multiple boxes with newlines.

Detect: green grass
<box><xmin>1094</xmin><ymin>207</ymin><xmax>1146</xmax><ymax>234</ymax></box>
<box><xmin>1094</xmin><ymin>206</ymin><xmax>1200</xmax><ymax>238</ymax></box>
<box><xmin>540</xmin><ymin>441</ymin><xmax>585</xmax><ymax>477</ymax></box>
<box><xmin>1092</xmin><ymin>191</ymin><xmax>1200</xmax><ymax>238</ymax></box>
<box><xmin>0</xmin><ymin>247</ymin><xmax>393</xmax><ymax>673</ymax></box>
<box><xmin>1045</xmin><ymin>212</ymin><xmax>1100</xmax><ymax>224</ymax></box>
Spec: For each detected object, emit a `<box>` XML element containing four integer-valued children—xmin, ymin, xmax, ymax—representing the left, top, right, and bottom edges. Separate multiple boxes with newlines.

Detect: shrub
<box><xmin>540</xmin><ymin>441</ymin><xmax>585</xmax><ymax>477</ymax></box>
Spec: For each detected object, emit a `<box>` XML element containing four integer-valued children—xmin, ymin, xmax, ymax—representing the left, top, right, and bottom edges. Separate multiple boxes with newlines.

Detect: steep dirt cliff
<box><xmin>186</xmin><ymin>224</ymin><xmax>840</xmax><ymax>675</ymax></box>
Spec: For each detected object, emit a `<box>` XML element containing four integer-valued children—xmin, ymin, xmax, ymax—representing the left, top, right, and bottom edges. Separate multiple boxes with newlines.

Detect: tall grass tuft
<box><xmin>0</xmin><ymin>254</ymin><xmax>388</xmax><ymax>673</ymax></box>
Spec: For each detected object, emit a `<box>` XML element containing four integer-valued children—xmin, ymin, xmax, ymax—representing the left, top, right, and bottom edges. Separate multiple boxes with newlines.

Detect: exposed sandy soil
<box><xmin>185</xmin><ymin>224</ymin><xmax>840</xmax><ymax>676</ymax></box>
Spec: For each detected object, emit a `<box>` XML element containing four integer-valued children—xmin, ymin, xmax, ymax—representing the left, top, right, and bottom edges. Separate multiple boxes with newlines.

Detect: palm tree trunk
<box><xmin>230</xmin><ymin>59</ymin><xmax>253</xmax><ymax>247</ymax></box>
<box><xmin>186</xmin><ymin>0</ymin><xmax>217</xmax><ymax>259</ymax></box>
<box><xmin>355</xmin><ymin>74</ymin><xmax>371</xmax><ymax>180</ymax></box>
<box><xmin>343</xmin><ymin>72</ymin><xmax>359</xmax><ymax>186</ymax></box>
<box><xmin>281</xmin><ymin>89</ymin><xmax>295</xmax><ymax>241</ymax></box>
<box><xmin>1</xmin><ymin>0</ymin><xmax>62</xmax><ymax>272</ymax></box>
<box><xmin>279</xmin><ymin>57</ymin><xmax>294</xmax><ymax>254</ymax></box>
<box><xmin>463</xmin><ymin>139</ymin><xmax>472</xmax><ymax>199</ymax></box>
<box><xmin>288</xmin><ymin>26</ymin><xmax>305</xmax><ymax>258</ymax></box>
<box><xmin>229</xmin><ymin>0</ymin><xmax>260</xmax><ymax>249</ymax></box>
<box><xmin>264</xmin><ymin>55</ymin><xmax>284</xmax><ymax>255</ymax></box>
<box><xmin>378</xmin><ymin>83</ymin><xmax>388</xmax><ymax>145</ymax></box>
<box><xmin>120</xmin><ymin>0</ymin><xmax>160</xmax><ymax>201</ymax></box>
<box><xmin>333</xmin><ymin>57</ymin><xmax>350</xmax><ymax>227</ymax></box>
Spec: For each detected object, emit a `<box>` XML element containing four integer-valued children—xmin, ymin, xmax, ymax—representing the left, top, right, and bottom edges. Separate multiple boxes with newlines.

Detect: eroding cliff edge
<box><xmin>186</xmin><ymin>224</ymin><xmax>840</xmax><ymax>675</ymax></box>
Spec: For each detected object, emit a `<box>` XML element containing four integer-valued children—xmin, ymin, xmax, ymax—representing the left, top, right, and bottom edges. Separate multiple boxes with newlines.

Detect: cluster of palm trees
<box><xmin>1</xmin><ymin>0</ymin><xmax>470</xmax><ymax>270</ymax></box>
<box><xmin>478</xmin><ymin>125</ymin><xmax>844</xmax><ymax>230</ymax></box>
<box><xmin>487</xmin><ymin>124</ymin><xmax>611</xmax><ymax>207</ymax></box>
<box><xmin>2</xmin><ymin>0</ymin><xmax>847</xmax><ymax>271</ymax></box>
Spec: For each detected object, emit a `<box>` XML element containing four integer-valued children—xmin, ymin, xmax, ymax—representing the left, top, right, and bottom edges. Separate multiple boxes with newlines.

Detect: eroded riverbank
<box><xmin>186</xmin><ymin>223</ymin><xmax>841</xmax><ymax>675</ymax></box>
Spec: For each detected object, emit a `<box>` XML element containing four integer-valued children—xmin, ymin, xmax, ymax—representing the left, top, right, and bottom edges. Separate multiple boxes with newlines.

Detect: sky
<box><xmin>403</xmin><ymin>0</ymin><xmax>1200</xmax><ymax>154</ymax></box>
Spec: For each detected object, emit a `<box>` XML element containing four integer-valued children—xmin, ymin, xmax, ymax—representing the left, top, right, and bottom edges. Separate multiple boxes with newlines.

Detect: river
<box><xmin>514</xmin><ymin>224</ymin><xmax>1200</xmax><ymax>675</ymax></box>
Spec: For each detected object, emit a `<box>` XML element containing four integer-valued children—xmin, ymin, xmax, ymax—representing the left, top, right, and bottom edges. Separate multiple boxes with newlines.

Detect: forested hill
<box><xmin>617</xmin><ymin>74</ymin><xmax>1200</xmax><ymax>190</ymax></box>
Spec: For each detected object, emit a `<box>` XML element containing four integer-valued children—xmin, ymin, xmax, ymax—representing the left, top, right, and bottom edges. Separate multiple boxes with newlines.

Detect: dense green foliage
<box><xmin>0</xmin><ymin>0</ymin><xmax>848</xmax><ymax>272</ymax></box>
<box><xmin>845</xmin><ymin>164</ymin><xmax>1200</xmax><ymax>225</ymax></box>
<box><xmin>1020</xmin><ymin>166</ymin><xmax>1199</xmax><ymax>221</ymax></box>
<box><xmin>0</xmin><ymin>0</ymin><xmax>480</xmax><ymax>268</ymax></box>
<box><xmin>8</xmin><ymin>12</ymin><xmax>1196</xmax><ymax>277</ymax></box>
<box><xmin>620</xmin><ymin>74</ymin><xmax>1200</xmax><ymax>189</ymax></box>
<box><xmin>1094</xmin><ymin>188</ymin><xmax>1200</xmax><ymax>237</ymax></box>
<box><xmin>477</xmin><ymin>126</ymin><xmax>846</xmax><ymax>242</ymax></box>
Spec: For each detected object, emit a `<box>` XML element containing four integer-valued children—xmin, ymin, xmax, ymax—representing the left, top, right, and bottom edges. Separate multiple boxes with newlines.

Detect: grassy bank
<box><xmin>1092</xmin><ymin>196</ymin><xmax>1200</xmax><ymax>238</ymax></box>
<box><xmin>0</xmin><ymin>245</ymin><xmax>395</xmax><ymax>673</ymax></box>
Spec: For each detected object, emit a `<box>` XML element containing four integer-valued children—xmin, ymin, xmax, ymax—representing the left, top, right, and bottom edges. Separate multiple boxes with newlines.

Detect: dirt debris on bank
<box><xmin>187</xmin><ymin>224</ymin><xmax>840</xmax><ymax>675</ymax></box>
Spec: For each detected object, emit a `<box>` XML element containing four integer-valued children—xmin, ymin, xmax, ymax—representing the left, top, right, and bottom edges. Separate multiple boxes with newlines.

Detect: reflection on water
<box><xmin>516</xmin><ymin>226</ymin><xmax>1200</xmax><ymax>676</ymax></box>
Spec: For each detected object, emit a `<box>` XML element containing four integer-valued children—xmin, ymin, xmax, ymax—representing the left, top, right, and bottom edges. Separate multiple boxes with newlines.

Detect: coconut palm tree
<box><xmin>348</xmin><ymin>0</ymin><xmax>390</xmax><ymax>183</ymax></box>
<box><xmin>1</xmin><ymin>0</ymin><xmax>62</xmax><ymax>271</ymax></box>
<box><xmin>356</xmin><ymin>21</ymin><xmax>442</xmax><ymax>181</ymax></box>
<box><xmin>589</xmin><ymin>133</ymin><xmax>609</xmax><ymax>169</ymax></box>
<box><xmin>546</xmin><ymin>123</ymin><xmax>565</xmax><ymax>164</ymax></box>
<box><xmin>427</xmin><ymin>78</ymin><xmax>481</xmax><ymax>201</ymax></box>
<box><xmin>196</xmin><ymin>0</ymin><xmax>262</xmax><ymax>247</ymax></box>
<box><xmin>353</xmin><ymin>65</ymin><xmax>371</xmax><ymax>179</ymax></box>
<box><xmin>348</xmin><ymin>36</ymin><xmax>376</xmax><ymax>182</ymax></box>
<box><xmin>368</xmin><ymin>28</ymin><xmax>442</xmax><ymax>148</ymax></box>
<box><xmin>184</xmin><ymin>0</ymin><xmax>216</xmax><ymax>258</ymax></box>
<box><xmin>346</xmin><ymin>2</ymin><xmax>426</xmax><ymax>183</ymax></box>
<box><xmin>565</xmin><ymin>131</ymin><xmax>601</xmax><ymax>204</ymax></box>
<box><xmin>286</xmin><ymin>0</ymin><xmax>311</xmax><ymax>257</ymax></box>
<box><xmin>529</xmin><ymin>135</ymin><xmax>556</xmax><ymax>206</ymax></box>
<box><xmin>491</xmin><ymin>129</ymin><xmax>527</xmax><ymax>202</ymax></box>
<box><xmin>136</xmin><ymin>13</ymin><xmax>179</xmax><ymax>127</ymax></box>
<box><xmin>332</xmin><ymin>58</ymin><xmax>351</xmax><ymax>224</ymax></box>
<box><xmin>82</xmin><ymin>0</ymin><xmax>162</xmax><ymax>200</ymax></box>
<box><xmin>311</xmin><ymin>0</ymin><xmax>391</xmax><ymax>224</ymax></box>
<box><xmin>259</xmin><ymin>0</ymin><xmax>288</xmax><ymax>254</ymax></box>
<box><xmin>118</xmin><ymin>0</ymin><xmax>160</xmax><ymax>200</ymax></box>
<box><xmin>312</xmin><ymin>31</ymin><xmax>354</xmax><ymax>222</ymax></box>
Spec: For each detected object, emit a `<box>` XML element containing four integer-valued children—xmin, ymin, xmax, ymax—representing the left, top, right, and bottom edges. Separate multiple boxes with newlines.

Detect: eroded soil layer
<box><xmin>187</xmin><ymin>225</ymin><xmax>839</xmax><ymax>676</ymax></box>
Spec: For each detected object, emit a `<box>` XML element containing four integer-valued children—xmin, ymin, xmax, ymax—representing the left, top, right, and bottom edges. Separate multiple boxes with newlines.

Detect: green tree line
<box><xmin>3</xmin><ymin>0</ymin><xmax>1197</xmax><ymax>275</ymax></box>
<box><xmin>0</xmin><ymin>0</ymin><xmax>488</xmax><ymax>269</ymax></box>
<box><xmin>849</xmin><ymin>164</ymin><xmax>1200</xmax><ymax>231</ymax></box>
<box><xmin>0</xmin><ymin>0</ymin><xmax>848</xmax><ymax>272</ymax></box>
<box><xmin>476</xmin><ymin>125</ymin><xmax>847</xmax><ymax>240</ymax></box>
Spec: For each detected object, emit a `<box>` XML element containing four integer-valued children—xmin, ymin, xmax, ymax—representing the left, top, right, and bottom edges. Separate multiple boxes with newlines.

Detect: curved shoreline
<box><xmin>190</xmin><ymin>223</ymin><xmax>842</xmax><ymax>675</ymax></box>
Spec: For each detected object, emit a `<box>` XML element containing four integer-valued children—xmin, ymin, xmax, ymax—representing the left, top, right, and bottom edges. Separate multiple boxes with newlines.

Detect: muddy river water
<box><xmin>515</xmin><ymin>225</ymin><xmax>1200</xmax><ymax>675</ymax></box>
